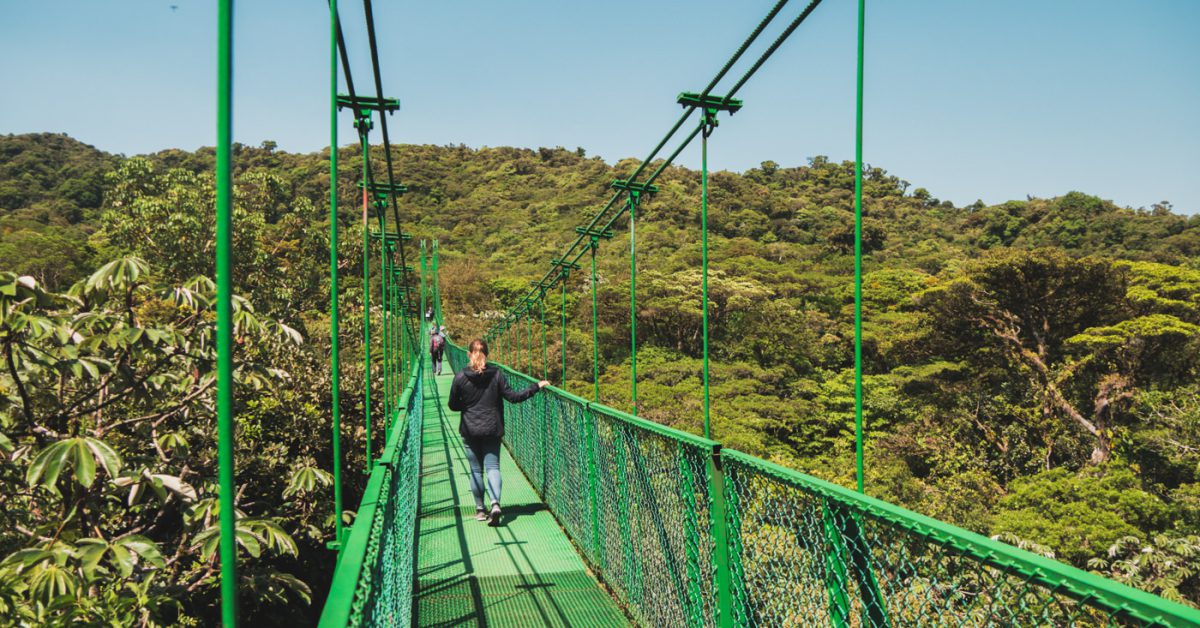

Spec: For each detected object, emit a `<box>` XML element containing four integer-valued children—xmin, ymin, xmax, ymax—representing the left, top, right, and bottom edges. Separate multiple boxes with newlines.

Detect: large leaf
<box><xmin>84</xmin><ymin>257</ymin><xmax>150</xmax><ymax>297</ymax></box>
<box><xmin>284</xmin><ymin>465</ymin><xmax>332</xmax><ymax>498</ymax></box>
<box><xmin>27</xmin><ymin>562</ymin><xmax>77</xmax><ymax>606</ymax></box>
<box><xmin>195</xmin><ymin>517</ymin><xmax>297</xmax><ymax>560</ymax></box>
<box><xmin>26</xmin><ymin>437</ymin><xmax>123</xmax><ymax>492</ymax></box>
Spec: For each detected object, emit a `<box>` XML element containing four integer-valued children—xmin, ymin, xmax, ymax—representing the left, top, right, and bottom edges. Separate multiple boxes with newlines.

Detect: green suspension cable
<box><xmin>328</xmin><ymin>0</ymin><xmax>344</xmax><ymax>553</ymax></box>
<box><xmin>628</xmin><ymin>194</ymin><xmax>638</xmax><ymax>414</ymax></box>
<box><xmin>522</xmin><ymin>311</ymin><xmax>529</xmax><ymax>372</ymax></box>
<box><xmin>432</xmin><ymin>240</ymin><xmax>442</xmax><ymax>326</ymax></box>
<box><xmin>378</xmin><ymin>215</ymin><xmax>390</xmax><ymax>422</ymax></box>
<box><xmin>541</xmin><ymin>294</ymin><xmax>548</xmax><ymax>380</ymax></box>
<box><xmin>514</xmin><ymin>315</ymin><xmax>521</xmax><ymax>369</ymax></box>
<box><xmin>854</xmin><ymin>0</ymin><xmax>867</xmax><ymax>494</ymax></box>
<box><xmin>215</xmin><ymin>0</ymin><xmax>238</xmax><ymax>622</ymax></box>
<box><xmin>526</xmin><ymin>308</ymin><xmax>534</xmax><ymax>375</ymax></box>
<box><xmin>561</xmin><ymin>274</ymin><xmax>568</xmax><ymax>387</ymax></box>
<box><xmin>420</xmin><ymin>241</ymin><xmax>428</xmax><ymax>370</ymax></box>
<box><xmin>404</xmin><ymin>285</ymin><xmax>409</xmax><ymax>375</ymax></box>
<box><xmin>394</xmin><ymin>279</ymin><xmax>401</xmax><ymax>390</ymax></box>
<box><xmin>590</xmin><ymin>238</ymin><xmax>600</xmax><ymax>402</ymax></box>
<box><xmin>358</xmin><ymin>121</ymin><xmax>373</xmax><ymax>472</ymax></box>
<box><xmin>700</xmin><ymin>113</ymin><xmax>714</xmax><ymax>440</ymax></box>
<box><xmin>392</xmin><ymin>277</ymin><xmax>399</xmax><ymax>414</ymax></box>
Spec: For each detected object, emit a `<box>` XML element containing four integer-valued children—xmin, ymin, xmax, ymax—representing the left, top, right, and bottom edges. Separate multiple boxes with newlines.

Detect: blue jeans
<box><xmin>463</xmin><ymin>437</ymin><xmax>502</xmax><ymax>510</ymax></box>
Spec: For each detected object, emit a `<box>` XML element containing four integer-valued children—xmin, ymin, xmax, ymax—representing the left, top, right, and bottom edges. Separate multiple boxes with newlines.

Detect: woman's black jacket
<box><xmin>448</xmin><ymin>364</ymin><xmax>539</xmax><ymax>439</ymax></box>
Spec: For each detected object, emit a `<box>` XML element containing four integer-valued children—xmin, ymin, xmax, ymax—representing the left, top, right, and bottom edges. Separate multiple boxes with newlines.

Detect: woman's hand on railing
<box><xmin>538</xmin><ymin>380</ymin><xmax>550</xmax><ymax>389</ymax></box>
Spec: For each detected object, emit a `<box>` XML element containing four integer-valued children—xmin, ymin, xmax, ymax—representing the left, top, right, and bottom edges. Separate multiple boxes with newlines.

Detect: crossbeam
<box><xmin>369</xmin><ymin>230</ymin><xmax>414</xmax><ymax>242</ymax></box>
<box><xmin>575</xmin><ymin>226</ymin><xmax>614</xmax><ymax>240</ymax></box>
<box><xmin>676</xmin><ymin>92</ymin><xmax>743</xmax><ymax>114</ymax></box>
<box><xmin>361</xmin><ymin>181</ymin><xmax>409</xmax><ymax>196</ymax></box>
<box><xmin>611</xmin><ymin>179</ymin><xmax>659</xmax><ymax>195</ymax></box>
<box><xmin>336</xmin><ymin>94</ymin><xmax>400</xmax><ymax>113</ymax></box>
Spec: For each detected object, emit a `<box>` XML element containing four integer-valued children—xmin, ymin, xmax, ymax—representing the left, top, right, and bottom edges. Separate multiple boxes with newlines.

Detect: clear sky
<box><xmin>3</xmin><ymin>1</ymin><xmax>1198</xmax><ymax>213</ymax></box>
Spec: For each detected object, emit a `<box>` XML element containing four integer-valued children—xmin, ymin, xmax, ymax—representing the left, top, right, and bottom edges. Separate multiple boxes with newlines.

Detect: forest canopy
<box><xmin>1</xmin><ymin>132</ymin><xmax>1199</xmax><ymax>623</ymax></box>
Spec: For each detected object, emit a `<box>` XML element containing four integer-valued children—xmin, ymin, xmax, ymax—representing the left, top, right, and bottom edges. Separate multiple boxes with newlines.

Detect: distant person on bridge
<box><xmin>447</xmin><ymin>339</ymin><xmax>549</xmax><ymax>525</ymax></box>
<box><xmin>429</xmin><ymin>327</ymin><xmax>446</xmax><ymax>376</ymax></box>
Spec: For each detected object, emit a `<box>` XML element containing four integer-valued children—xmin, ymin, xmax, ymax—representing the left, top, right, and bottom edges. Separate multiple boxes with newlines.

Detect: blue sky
<box><xmin>2</xmin><ymin>0</ymin><xmax>1198</xmax><ymax>213</ymax></box>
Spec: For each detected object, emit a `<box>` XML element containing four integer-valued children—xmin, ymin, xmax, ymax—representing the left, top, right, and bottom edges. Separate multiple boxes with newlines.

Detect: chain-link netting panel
<box><xmin>492</xmin><ymin>363</ymin><xmax>723</xmax><ymax>627</ymax></box>
<box><xmin>590</xmin><ymin>406</ymin><xmax>719</xmax><ymax>627</ymax></box>
<box><xmin>720</xmin><ymin>450</ymin><xmax>1178</xmax><ymax>628</ymax></box>
<box><xmin>345</xmin><ymin>362</ymin><xmax>423</xmax><ymax>628</ymax></box>
<box><xmin>498</xmin><ymin>369</ymin><xmax>594</xmax><ymax>559</ymax></box>
<box><xmin>446</xmin><ymin>343</ymin><xmax>466</xmax><ymax>374</ymax></box>
<box><xmin>500</xmin><ymin>368</ymin><xmax>548</xmax><ymax>495</ymax></box>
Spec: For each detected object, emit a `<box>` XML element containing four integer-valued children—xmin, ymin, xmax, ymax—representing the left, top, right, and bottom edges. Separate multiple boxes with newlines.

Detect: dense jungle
<box><xmin>1</xmin><ymin>131</ymin><xmax>1198</xmax><ymax>624</ymax></box>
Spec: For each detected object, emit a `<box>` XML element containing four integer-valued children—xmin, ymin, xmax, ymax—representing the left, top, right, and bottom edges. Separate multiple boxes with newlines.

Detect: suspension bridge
<box><xmin>199</xmin><ymin>0</ymin><xmax>1200</xmax><ymax>625</ymax></box>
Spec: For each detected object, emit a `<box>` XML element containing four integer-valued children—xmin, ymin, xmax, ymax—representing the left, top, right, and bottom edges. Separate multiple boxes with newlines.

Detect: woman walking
<box><xmin>448</xmin><ymin>339</ymin><xmax>548</xmax><ymax>525</ymax></box>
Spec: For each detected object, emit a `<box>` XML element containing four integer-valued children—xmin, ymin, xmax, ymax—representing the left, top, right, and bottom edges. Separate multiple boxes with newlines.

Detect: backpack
<box><xmin>430</xmin><ymin>335</ymin><xmax>445</xmax><ymax>352</ymax></box>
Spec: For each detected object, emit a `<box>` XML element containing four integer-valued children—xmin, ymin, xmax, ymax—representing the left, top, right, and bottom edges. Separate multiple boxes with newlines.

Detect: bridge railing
<box><xmin>319</xmin><ymin>352</ymin><xmax>424</xmax><ymax>628</ymax></box>
<box><xmin>446</xmin><ymin>340</ymin><xmax>1200</xmax><ymax>627</ymax></box>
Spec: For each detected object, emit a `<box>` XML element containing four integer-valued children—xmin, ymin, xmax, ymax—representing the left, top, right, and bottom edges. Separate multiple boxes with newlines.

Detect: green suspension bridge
<box><xmin>201</xmin><ymin>0</ymin><xmax>1200</xmax><ymax>625</ymax></box>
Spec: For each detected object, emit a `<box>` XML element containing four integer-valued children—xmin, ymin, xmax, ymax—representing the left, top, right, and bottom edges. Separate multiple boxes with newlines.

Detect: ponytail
<box><xmin>468</xmin><ymin>339</ymin><xmax>488</xmax><ymax>374</ymax></box>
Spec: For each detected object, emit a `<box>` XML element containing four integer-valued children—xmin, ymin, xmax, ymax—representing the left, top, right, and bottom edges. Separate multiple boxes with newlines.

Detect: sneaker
<box><xmin>474</xmin><ymin>508</ymin><xmax>488</xmax><ymax>522</ymax></box>
<box><xmin>488</xmin><ymin>503</ymin><xmax>502</xmax><ymax>527</ymax></box>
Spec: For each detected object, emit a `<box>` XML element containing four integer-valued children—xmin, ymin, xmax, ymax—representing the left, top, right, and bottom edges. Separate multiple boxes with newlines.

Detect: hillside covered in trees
<box><xmin>2</xmin><ymin>132</ymin><xmax>1199</xmax><ymax>623</ymax></box>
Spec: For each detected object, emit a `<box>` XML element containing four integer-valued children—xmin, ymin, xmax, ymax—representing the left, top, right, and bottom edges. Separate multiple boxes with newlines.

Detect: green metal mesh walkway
<box><xmin>412</xmin><ymin>369</ymin><xmax>630</xmax><ymax>627</ymax></box>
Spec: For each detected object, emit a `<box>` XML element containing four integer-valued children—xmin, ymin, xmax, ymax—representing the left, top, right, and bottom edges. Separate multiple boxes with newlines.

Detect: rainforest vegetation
<box><xmin>1</xmin><ymin>132</ymin><xmax>1199</xmax><ymax>623</ymax></box>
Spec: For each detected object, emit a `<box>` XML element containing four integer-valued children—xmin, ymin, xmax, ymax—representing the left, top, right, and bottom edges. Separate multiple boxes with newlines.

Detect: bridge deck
<box><xmin>413</xmin><ymin>369</ymin><xmax>630</xmax><ymax>627</ymax></box>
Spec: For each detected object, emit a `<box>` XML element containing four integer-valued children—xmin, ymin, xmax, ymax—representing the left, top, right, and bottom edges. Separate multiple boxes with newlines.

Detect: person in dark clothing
<box><xmin>429</xmin><ymin>327</ymin><xmax>446</xmax><ymax>376</ymax></box>
<box><xmin>447</xmin><ymin>339</ymin><xmax>548</xmax><ymax>525</ymax></box>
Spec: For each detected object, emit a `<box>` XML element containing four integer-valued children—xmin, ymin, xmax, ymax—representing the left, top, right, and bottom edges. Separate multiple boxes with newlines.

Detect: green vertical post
<box><xmin>327</xmin><ymin>0</ymin><xmax>344</xmax><ymax>552</ymax></box>
<box><xmin>708</xmin><ymin>449</ymin><xmax>736</xmax><ymax>628</ymax></box>
<box><xmin>700</xmin><ymin>115</ymin><xmax>713</xmax><ymax>440</ymax></box>
<box><xmin>583</xmin><ymin>405</ymin><xmax>603</xmax><ymax>568</ymax></box>
<box><xmin>560</xmin><ymin>274</ymin><xmax>568</xmax><ymax>388</ymax></box>
<box><xmin>215</xmin><ymin>0</ymin><xmax>238</xmax><ymax>622</ymax></box>
<box><xmin>628</xmin><ymin>194</ymin><xmax>638</xmax><ymax>414</ymax></box>
<box><xmin>590</xmin><ymin>239</ymin><xmax>600</xmax><ymax>402</ymax></box>
<box><xmin>358</xmin><ymin>125</ymin><xmax>372</xmax><ymax>473</ymax></box>
<box><xmin>854</xmin><ymin>0</ymin><xmax>866</xmax><ymax>494</ymax></box>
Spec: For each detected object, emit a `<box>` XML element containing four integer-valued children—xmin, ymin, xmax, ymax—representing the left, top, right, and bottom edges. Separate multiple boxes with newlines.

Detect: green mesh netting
<box><xmin>345</xmin><ymin>363</ymin><xmax>424</xmax><ymax>628</ymax></box>
<box><xmin>444</xmin><ymin>341</ymin><xmax>1200</xmax><ymax>627</ymax></box>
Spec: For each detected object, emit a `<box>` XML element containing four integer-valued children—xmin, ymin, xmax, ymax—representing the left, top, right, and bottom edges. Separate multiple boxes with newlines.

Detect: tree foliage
<box><xmin>3</xmin><ymin>133</ymin><xmax>1200</xmax><ymax>618</ymax></box>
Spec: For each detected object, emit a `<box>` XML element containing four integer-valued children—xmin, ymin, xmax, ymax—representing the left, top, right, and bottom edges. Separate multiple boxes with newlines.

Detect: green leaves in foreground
<box><xmin>195</xmin><ymin>517</ymin><xmax>299</xmax><ymax>561</ymax></box>
<box><xmin>1</xmin><ymin>535</ymin><xmax>164</xmax><ymax>606</ymax></box>
<box><xmin>26</xmin><ymin>436</ymin><xmax>122</xmax><ymax>493</ymax></box>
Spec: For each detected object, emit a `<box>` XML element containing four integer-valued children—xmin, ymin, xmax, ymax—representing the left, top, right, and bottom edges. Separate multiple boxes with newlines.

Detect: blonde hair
<box><xmin>468</xmin><ymin>339</ymin><xmax>488</xmax><ymax>374</ymax></box>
